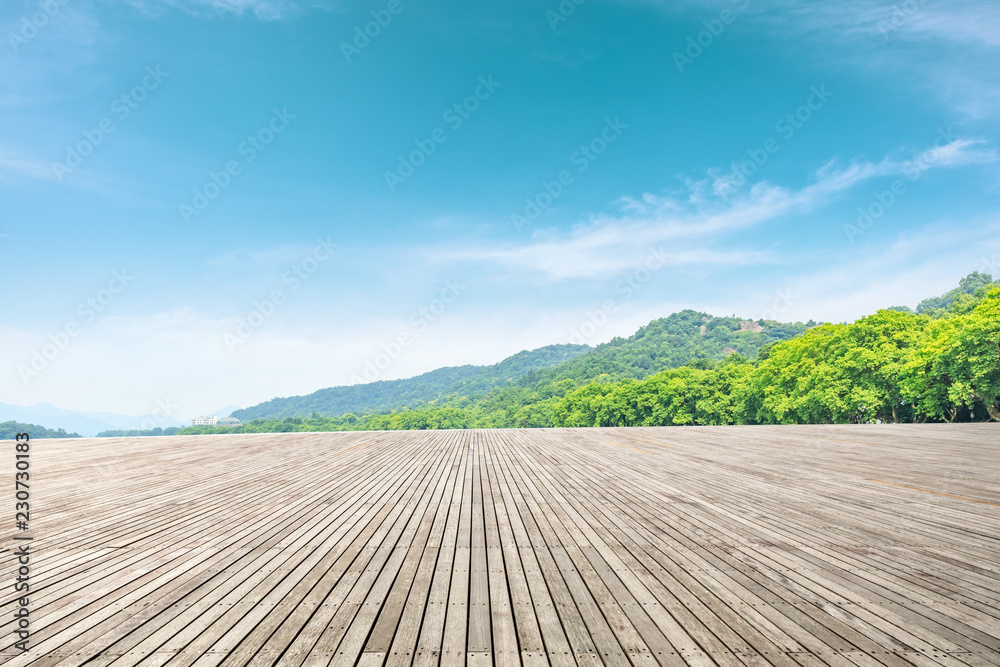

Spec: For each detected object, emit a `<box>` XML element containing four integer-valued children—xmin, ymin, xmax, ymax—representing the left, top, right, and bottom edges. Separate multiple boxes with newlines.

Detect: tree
<box><xmin>840</xmin><ymin>309</ymin><xmax>925</xmax><ymax>423</ymax></box>
<box><xmin>919</xmin><ymin>288</ymin><xmax>1000</xmax><ymax>421</ymax></box>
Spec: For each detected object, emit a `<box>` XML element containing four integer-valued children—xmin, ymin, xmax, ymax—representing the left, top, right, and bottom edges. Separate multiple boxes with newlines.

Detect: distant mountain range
<box><xmin>233</xmin><ymin>310</ymin><xmax>816</xmax><ymax>422</ymax></box>
<box><xmin>0</xmin><ymin>402</ymin><xmax>187</xmax><ymax>437</ymax></box>
<box><xmin>0</xmin><ymin>402</ymin><xmax>242</xmax><ymax>438</ymax></box>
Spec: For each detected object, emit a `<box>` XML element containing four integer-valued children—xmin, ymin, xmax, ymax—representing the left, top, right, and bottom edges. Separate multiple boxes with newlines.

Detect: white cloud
<box><xmin>0</xmin><ymin>145</ymin><xmax>170</xmax><ymax>206</ymax></box>
<box><xmin>120</xmin><ymin>0</ymin><xmax>332</xmax><ymax>21</ymax></box>
<box><xmin>733</xmin><ymin>216</ymin><xmax>1000</xmax><ymax>324</ymax></box>
<box><xmin>0</xmin><ymin>150</ymin><xmax>58</xmax><ymax>182</ymax></box>
<box><xmin>641</xmin><ymin>0</ymin><xmax>1000</xmax><ymax>118</ymax></box>
<box><xmin>654</xmin><ymin>0</ymin><xmax>1000</xmax><ymax>47</ymax></box>
<box><xmin>879</xmin><ymin>1</ymin><xmax>1000</xmax><ymax>48</ymax></box>
<box><xmin>449</xmin><ymin>244</ymin><xmax>774</xmax><ymax>281</ymax></box>
<box><xmin>902</xmin><ymin>138</ymin><xmax>997</xmax><ymax>174</ymax></box>
<box><xmin>205</xmin><ymin>241</ymin><xmax>334</xmax><ymax>271</ymax></box>
<box><xmin>0</xmin><ymin>3</ymin><xmax>102</xmax><ymax>112</ymax></box>
<box><xmin>447</xmin><ymin>139</ymin><xmax>996</xmax><ymax>280</ymax></box>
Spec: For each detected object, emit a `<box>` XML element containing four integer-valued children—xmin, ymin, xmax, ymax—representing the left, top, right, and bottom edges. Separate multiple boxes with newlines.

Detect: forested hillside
<box><xmin>186</xmin><ymin>273</ymin><xmax>1000</xmax><ymax>434</ymax></box>
<box><xmin>232</xmin><ymin>343</ymin><xmax>590</xmax><ymax>420</ymax></box>
<box><xmin>499</xmin><ymin>310</ymin><xmax>813</xmax><ymax>392</ymax></box>
<box><xmin>914</xmin><ymin>271</ymin><xmax>995</xmax><ymax>315</ymax></box>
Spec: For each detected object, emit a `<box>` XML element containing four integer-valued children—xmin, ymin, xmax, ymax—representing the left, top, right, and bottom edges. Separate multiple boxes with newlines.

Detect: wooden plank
<box><xmin>439</xmin><ymin>432</ymin><xmax>475</xmax><ymax>667</ymax></box>
<box><xmin>410</xmin><ymin>430</ymin><xmax>471</xmax><ymax>667</ymax></box>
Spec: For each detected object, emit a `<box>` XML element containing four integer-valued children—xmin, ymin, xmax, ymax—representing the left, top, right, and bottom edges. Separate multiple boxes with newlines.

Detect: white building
<box><xmin>191</xmin><ymin>415</ymin><xmax>217</xmax><ymax>426</ymax></box>
<box><xmin>216</xmin><ymin>417</ymin><xmax>241</xmax><ymax>427</ymax></box>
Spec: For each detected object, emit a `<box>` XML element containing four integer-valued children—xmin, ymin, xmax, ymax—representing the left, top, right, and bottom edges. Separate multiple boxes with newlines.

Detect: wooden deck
<box><xmin>2</xmin><ymin>425</ymin><xmax>999</xmax><ymax>666</ymax></box>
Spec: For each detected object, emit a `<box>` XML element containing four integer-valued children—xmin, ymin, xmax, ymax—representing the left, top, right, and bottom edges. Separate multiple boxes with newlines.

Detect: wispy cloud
<box><xmin>640</xmin><ymin>0</ymin><xmax>1000</xmax><ymax>118</ymax></box>
<box><xmin>449</xmin><ymin>244</ymin><xmax>774</xmax><ymax>280</ymax></box>
<box><xmin>446</xmin><ymin>139</ymin><xmax>996</xmax><ymax>280</ymax></box>
<box><xmin>740</xmin><ymin>215</ymin><xmax>1000</xmax><ymax>323</ymax></box>
<box><xmin>651</xmin><ymin>0</ymin><xmax>1000</xmax><ymax>46</ymax></box>
<box><xmin>902</xmin><ymin>137</ymin><xmax>997</xmax><ymax>172</ymax></box>
<box><xmin>0</xmin><ymin>149</ymin><xmax>58</xmax><ymax>182</ymax></box>
<box><xmin>0</xmin><ymin>144</ymin><xmax>168</xmax><ymax>208</ymax></box>
<box><xmin>205</xmin><ymin>241</ymin><xmax>332</xmax><ymax>270</ymax></box>
<box><xmin>121</xmin><ymin>0</ymin><xmax>332</xmax><ymax>21</ymax></box>
<box><xmin>0</xmin><ymin>3</ymin><xmax>102</xmax><ymax>110</ymax></box>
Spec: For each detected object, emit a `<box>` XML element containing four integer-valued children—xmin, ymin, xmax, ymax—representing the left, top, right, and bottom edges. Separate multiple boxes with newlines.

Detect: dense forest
<box><xmin>0</xmin><ymin>421</ymin><xmax>81</xmax><ymax>439</ymax></box>
<box><xmin>176</xmin><ymin>273</ymin><xmax>1000</xmax><ymax>435</ymax></box>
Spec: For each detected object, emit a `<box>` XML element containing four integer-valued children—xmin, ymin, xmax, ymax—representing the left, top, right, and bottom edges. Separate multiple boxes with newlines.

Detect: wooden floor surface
<box><xmin>2</xmin><ymin>424</ymin><xmax>998</xmax><ymax>666</ymax></box>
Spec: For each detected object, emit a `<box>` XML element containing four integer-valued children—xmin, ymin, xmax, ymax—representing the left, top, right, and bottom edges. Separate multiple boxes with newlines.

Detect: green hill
<box><xmin>503</xmin><ymin>310</ymin><xmax>813</xmax><ymax>393</ymax></box>
<box><xmin>232</xmin><ymin>343</ymin><xmax>591</xmax><ymax>421</ymax></box>
<box><xmin>234</xmin><ymin>311</ymin><xmax>814</xmax><ymax>421</ymax></box>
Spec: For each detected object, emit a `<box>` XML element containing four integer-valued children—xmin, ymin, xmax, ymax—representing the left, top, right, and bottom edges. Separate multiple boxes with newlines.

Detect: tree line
<box><xmin>0</xmin><ymin>421</ymin><xmax>80</xmax><ymax>439</ymax></box>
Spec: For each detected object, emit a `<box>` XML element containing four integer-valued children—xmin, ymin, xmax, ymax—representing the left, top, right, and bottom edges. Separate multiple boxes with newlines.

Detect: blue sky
<box><xmin>2</xmin><ymin>0</ymin><xmax>999</xmax><ymax>419</ymax></box>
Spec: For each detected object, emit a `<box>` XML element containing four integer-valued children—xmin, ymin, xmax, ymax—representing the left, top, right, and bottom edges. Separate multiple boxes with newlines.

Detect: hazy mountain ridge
<box><xmin>232</xmin><ymin>343</ymin><xmax>591</xmax><ymax>421</ymax></box>
<box><xmin>0</xmin><ymin>402</ymin><xmax>185</xmax><ymax>438</ymax></box>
